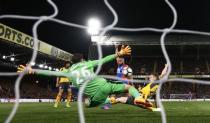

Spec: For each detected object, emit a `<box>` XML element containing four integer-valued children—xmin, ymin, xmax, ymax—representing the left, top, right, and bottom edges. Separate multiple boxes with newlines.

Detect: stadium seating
<box><xmin>1</xmin><ymin>57</ymin><xmax>210</xmax><ymax>99</ymax></box>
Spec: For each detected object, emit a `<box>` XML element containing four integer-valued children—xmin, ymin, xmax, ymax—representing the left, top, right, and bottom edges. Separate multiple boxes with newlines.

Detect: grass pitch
<box><xmin>0</xmin><ymin>102</ymin><xmax>210</xmax><ymax>123</ymax></box>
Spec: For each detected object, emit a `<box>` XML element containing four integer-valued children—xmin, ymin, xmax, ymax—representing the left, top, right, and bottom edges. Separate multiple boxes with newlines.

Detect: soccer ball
<box><xmin>122</xmin><ymin>66</ymin><xmax>133</xmax><ymax>76</ymax></box>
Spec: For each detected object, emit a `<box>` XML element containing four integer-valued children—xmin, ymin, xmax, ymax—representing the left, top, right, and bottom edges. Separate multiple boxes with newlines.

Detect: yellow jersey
<box><xmin>58</xmin><ymin>67</ymin><xmax>70</xmax><ymax>83</ymax></box>
<box><xmin>140</xmin><ymin>82</ymin><xmax>159</xmax><ymax>99</ymax></box>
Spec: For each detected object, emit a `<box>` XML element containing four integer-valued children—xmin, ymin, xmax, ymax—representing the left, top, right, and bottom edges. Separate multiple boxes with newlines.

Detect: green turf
<box><xmin>0</xmin><ymin>102</ymin><xmax>210</xmax><ymax>123</ymax></box>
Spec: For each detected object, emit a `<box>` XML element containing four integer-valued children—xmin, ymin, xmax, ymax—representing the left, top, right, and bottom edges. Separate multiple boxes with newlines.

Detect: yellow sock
<box><xmin>66</xmin><ymin>93</ymin><xmax>72</xmax><ymax>105</ymax></box>
<box><xmin>55</xmin><ymin>94</ymin><xmax>61</xmax><ymax>104</ymax></box>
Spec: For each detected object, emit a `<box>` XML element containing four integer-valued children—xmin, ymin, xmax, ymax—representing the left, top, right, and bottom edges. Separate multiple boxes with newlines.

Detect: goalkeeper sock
<box><xmin>104</xmin><ymin>98</ymin><xmax>111</xmax><ymax>104</ymax></box>
<box><xmin>128</xmin><ymin>86</ymin><xmax>141</xmax><ymax>98</ymax></box>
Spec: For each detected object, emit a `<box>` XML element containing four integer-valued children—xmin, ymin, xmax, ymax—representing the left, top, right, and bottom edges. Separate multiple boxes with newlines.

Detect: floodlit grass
<box><xmin>0</xmin><ymin>102</ymin><xmax>210</xmax><ymax>123</ymax></box>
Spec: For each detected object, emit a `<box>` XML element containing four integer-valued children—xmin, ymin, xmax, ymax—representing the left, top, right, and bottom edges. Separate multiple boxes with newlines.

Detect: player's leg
<box><xmin>85</xmin><ymin>82</ymin><xmax>121</xmax><ymax>108</ymax></box>
<box><xmin>123</xmin><ymin>84</ymin><xmax>148</xmax><ymax>106</ymax></box>
<box><xmin>104</xmin><ymin>96</ymin><xmax>128</xmax><ymax>104</ymax></box>
<box><xmin>105</xmin><ymin>94</ymin><xmax>154</xmax><ymax>111</ymax></box>
<box><xmin>108</xmin><ymin>82</ymin><xmax>153</xmax><ymax>107</ymax></box>
<box><xmin>124</xmin><ymin>96</ymin><xmax>159</xmax><ymax>111</ymax></box>
<box><xmin>100</xmin><ymin>97</ymin><xmax>112</xmax><ymax>109</ymax></box>
<box><xmin>66</xmin><ymin>86</ymin><xmax>72</xmax><ymax>107</ymax></box>
<box><xmin>98</xmin><ymin>83</ymin><xmax>127</xmax><ymax>108</ymax></box>
<box><xmin>102</xmin><ymin>95</ymin><xmax>117</xmax><ymax>104</ymax></box>
<box><xmin>86</xmin><ymin>90</ymin><xmax>109</xmax><ymax>108</ymax></box>
<box><xmin>54</xmin><ymin>84</ymin><xmax>64</xmax><ymax>108</ymax></box>
<box><xmin>86</xmin><ymin>80</ymin><xmax>147</xmax><ymax>108</ymax></box>
<box><xmin>100</xmin><ymin>95</ymin><xmax>123</xmax><ymax>110</ymax></box>
<box><xmin>115</xmin><ymin>96</ymin><xmax>158</xmax><ymax>111</ymax></box>
<box><xmin>151</xmin><ymin>94</ymin><xmax>158</xmax><ymax>108</ymax></box>
<box><xmin>97</xmin><ymin>82</ymin><xmax>154</xmax><ymax>108</ymax></box>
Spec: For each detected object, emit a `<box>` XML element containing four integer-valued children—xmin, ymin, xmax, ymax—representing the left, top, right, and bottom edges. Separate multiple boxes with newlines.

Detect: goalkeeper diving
<box><xmin>17</xmin><ymin>46</ymin><xmax>151</xmax><ymax>108</ymax></box>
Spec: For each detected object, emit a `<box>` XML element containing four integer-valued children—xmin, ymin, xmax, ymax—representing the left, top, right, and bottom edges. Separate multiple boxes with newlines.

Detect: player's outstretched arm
<box><xmin>33</xmin><ymin>69</ymin><xmax>67</xmax><ymax>77</ymax></box>
<box><xmin>159</xmin><ymin>64</ymin><xmax>168</xmax><ymax>79</ymax></box>
<box><xmin>90</xmin><ymin>45</ymin><xmax>131</xmax><ymax>67</ymax></box>
<box><xmin>17</xmin><ymin>65</ymin><xmax>67</xmax><ymax>77</ymax></box>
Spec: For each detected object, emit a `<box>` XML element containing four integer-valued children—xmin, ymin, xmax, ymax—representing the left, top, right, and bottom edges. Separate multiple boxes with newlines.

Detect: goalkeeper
<box><xmin>18</xmin><ymin>46</ymin><xmax>149</xmax><ymax>108</ymax></box>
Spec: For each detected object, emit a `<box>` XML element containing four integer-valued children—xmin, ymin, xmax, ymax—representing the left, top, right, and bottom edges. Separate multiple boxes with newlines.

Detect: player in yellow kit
<box><xmin>54</xmin><ymin>62</ymin><xmax>72</xmax><ymax>108</ymax></box>
<box><xmin>140</xmin><ymin>64</ymin><xmax>168</xmax><ymax>106</ymax></box>
<box><xmin>108</xmin><ymin>64</ymin><xmax>168</xmax><ymax>111</ymax></box>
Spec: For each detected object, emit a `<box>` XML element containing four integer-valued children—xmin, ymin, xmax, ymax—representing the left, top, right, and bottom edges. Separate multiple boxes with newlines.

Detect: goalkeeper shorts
<box><xmin>88</xmin><ymin>82</ymin><xmax>125</xmax><ymax>107</ymax></box>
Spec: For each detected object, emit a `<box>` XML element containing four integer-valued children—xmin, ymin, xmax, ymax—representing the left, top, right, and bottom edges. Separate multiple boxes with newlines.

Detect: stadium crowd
<box><xmin>1</xmin><ymin>57</ymin><xmax>210</xmax><ymax>100</ymax></box>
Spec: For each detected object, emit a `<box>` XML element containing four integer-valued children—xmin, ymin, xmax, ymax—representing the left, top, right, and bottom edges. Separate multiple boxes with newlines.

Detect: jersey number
<box><xmin>71</xmin><ymin>67</ymin><xmax>91</xmax><ymax>85</ymax></box>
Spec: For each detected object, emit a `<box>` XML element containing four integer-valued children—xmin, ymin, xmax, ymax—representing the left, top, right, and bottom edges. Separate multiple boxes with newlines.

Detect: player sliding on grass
<box><xmin>140</xmin><ymin>64</ymin><xmax>168</xmax><ymax>103</ymax></box>
<box><xmin>17</xmin><ymin>46</ymin><xmax>151</xmax><ymax>108</ymax></box>
<box><xmin>108</xmin><ymin>64</ymin><xmax>168</xmax><ymax>111</ymax></box>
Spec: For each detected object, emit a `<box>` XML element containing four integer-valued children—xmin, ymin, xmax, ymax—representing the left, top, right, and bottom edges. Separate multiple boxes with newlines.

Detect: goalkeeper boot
<box><xmin>101</xmin><ymin>104</ymin><xmax>111</xmax><ymax>110</ymax></box>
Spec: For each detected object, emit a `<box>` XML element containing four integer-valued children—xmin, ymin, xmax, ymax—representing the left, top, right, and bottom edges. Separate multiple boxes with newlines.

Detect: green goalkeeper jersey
<box><xmin>35</xmin><ymin>54</ymin><xmax>116</xmax><ymax>97</ymax></box>
<box><xmin>68</xmin><ymin>54</ymin><xmax>116</xmax><ymax>96</ymax></box>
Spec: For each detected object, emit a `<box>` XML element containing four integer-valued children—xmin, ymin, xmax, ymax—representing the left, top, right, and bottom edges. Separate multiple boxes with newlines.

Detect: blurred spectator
<box><xmin>194</xmin><ymin>67</ymin><xmax>201</xmax><ymax>75</ymax></box>
<box><xmin>139</xmin><ymin>64</ymin><xmax>149</xmax><ymax>75</ymax></box>
<box><xmin>108</xmin><ymin>68</ymin><xmax>115</xmax><ymax>75</ymax></box>
<box><xmin>0</xmin><ymin>84</ymin><xmax>2</xmax><ymax>91</ymax></box>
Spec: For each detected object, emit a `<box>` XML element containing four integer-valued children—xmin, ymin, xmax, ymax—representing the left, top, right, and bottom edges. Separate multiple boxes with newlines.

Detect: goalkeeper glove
<box><xmin>17</xmin><ymin>64</ymin><xmax>34</xmax><ymax>74</ymax></box>
<box><xmin>117</xmin><ymin>45</ymin><xmax>131</xmax><ymax>56</ymax></box>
